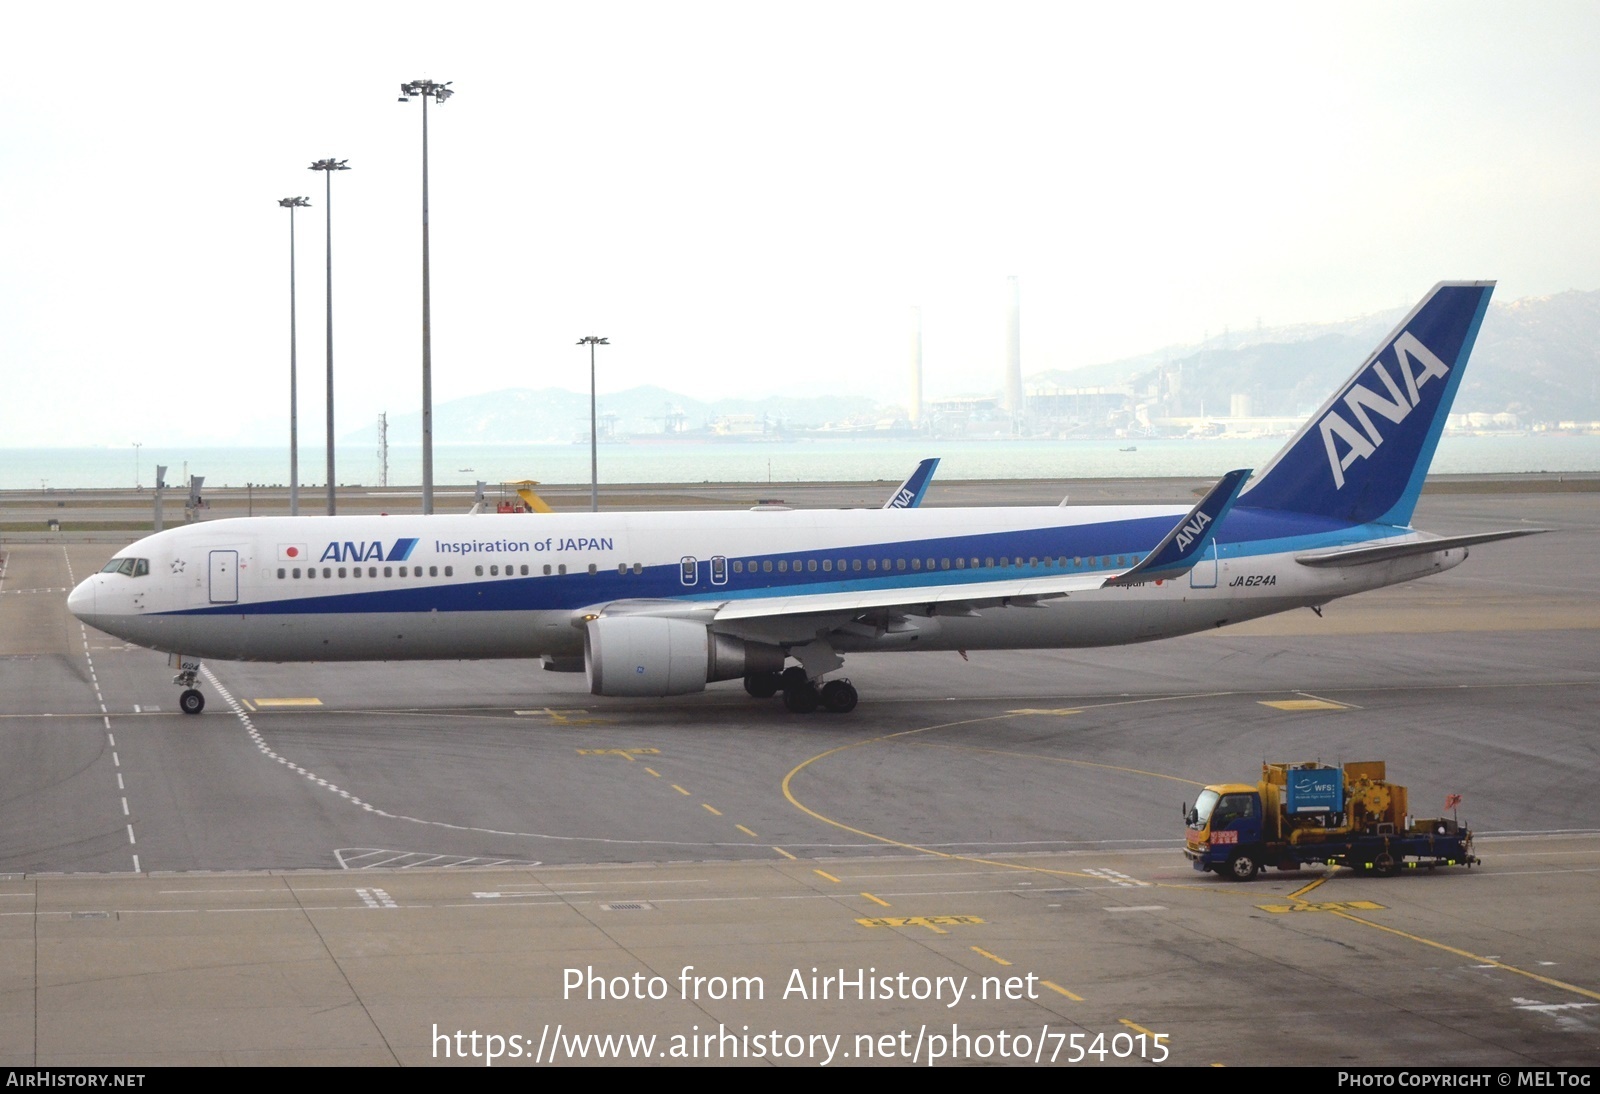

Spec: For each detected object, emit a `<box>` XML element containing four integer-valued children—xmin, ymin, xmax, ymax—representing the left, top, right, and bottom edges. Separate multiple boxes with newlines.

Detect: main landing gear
<box><xmin>743</xmin><ymin>668</ymin><xmax>859</xmax><ymax>714</ymax></box>
<box><xmin>172</xmin><ymin>657</ymin><xmax>206</xmax><ymax>715</ymax></box>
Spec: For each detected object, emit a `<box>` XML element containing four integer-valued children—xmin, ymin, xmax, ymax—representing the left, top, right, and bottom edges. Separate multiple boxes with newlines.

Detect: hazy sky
<box><xmin>4</xmin><ymin>1</ymin><xmax>1598</xmax><ymax>447</ymax></box>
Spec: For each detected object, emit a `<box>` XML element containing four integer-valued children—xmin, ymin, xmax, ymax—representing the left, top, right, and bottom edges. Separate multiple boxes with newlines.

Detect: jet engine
<box><xmin>584</xmin><ymin>616</ymin><xmax>783</xmax><ymax>697</ymax></box>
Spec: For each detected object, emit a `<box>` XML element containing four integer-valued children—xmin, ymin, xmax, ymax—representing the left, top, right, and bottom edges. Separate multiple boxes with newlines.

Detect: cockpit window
<box><xmin>100</xmin><ymin>557</ymin><xmax>149</xmax><ymax>577</ymax></box>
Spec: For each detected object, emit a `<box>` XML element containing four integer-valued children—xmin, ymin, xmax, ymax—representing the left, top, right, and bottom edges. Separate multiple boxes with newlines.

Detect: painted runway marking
<box><xmin>1084</xmin><ymin>867</ymin><xmax>1149</xmax><ymax>888</ymax></box>
<box><xmin>252</xmin><ymin>697</ymin><xmax>323</xmax><ymax>708</ymax></box>
<box><xmin>335</xmin><ymin>849</ymin><xmax>541</xmax><ymax>869</ymax></box>
<box><xmin>856</xmin><ymin>915</ymin><xmax>982</xmax><ymax>933</ymax></box>
<box><xmin>1258</xmin><ymin>698</ymin><xmax>1349</xmax><ymax>711</ymax></box>
<box><xmin>354</xmin><ymin>887</ymin><xmax>398</xmax><ymax>909</ymax></box>
<box><xmin>576</xmin><ymin>747</ymin><xmax>659</xmax><ymax>760</ymax></box>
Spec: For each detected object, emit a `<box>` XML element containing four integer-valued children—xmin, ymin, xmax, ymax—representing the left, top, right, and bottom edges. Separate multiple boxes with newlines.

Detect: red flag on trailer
<box><xmin>1445</xmin><ymin>793</ymin><xmax>1463</xmax><ymax>810</ymax></box>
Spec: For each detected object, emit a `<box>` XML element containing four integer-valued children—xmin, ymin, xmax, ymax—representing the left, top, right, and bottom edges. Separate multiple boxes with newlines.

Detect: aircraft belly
<box><xmin>102</xmin><ymin>609</ymin><xmax>580</xmax><ymax>662</ymax></box>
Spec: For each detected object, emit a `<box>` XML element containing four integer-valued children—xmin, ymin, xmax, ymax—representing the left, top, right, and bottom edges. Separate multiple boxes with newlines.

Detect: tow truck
<box><xmin>1183</xmin><ymin>761</ymin><xmax>1477</xmax><ymax>881</ymax></box>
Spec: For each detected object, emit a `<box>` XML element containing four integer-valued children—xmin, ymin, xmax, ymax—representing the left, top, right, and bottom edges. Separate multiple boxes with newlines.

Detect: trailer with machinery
<box><xmin>1182</xmin><ymin>761</ymin><xmax>1477</xmax><ymax>881</ymax></box>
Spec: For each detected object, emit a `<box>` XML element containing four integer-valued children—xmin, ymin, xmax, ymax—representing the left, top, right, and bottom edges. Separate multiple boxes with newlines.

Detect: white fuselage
<box><xmin>67</xmin><ymin>506</ymin><xmax>1462</xmax><ymax>664</ymax></box>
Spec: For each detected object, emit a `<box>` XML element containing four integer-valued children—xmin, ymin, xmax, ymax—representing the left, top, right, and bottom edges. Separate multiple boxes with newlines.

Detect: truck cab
<box><xmin>1185</xmin><ymin>783</ymin><xmax>1266</xmax><ymax>879</ymax></box>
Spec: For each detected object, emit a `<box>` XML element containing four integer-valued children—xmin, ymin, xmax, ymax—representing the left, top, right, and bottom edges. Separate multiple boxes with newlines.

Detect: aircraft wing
<box><xmin>1101</xmin><ymin>468</ymin><xmax>1250</xmax><ymax>585</ymax></box>
<box><xmin>575</xmin><ymin>469</ymin><xmax>1249</xmax><ymax>639</ymax></box>
<box><xmin>1293</xmin><ymin>527</ymin><xmax>1547</xmax><ymax>567</ymax></box>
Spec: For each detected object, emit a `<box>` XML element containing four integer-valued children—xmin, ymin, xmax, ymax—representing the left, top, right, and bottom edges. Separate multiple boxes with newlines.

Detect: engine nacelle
<box><xmin>584</xmin><ymin>616</ymin><xmax>783</xmax><ymax>697</ymax></box>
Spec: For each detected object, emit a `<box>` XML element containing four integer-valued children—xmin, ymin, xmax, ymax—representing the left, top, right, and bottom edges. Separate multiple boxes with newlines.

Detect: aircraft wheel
<box><xmin>1225</xmin><ymin>852</ymin><xmax>1259</xmax><ymax>881</ymax></box>
<box><xmin>744</xmin><ymin>671</ymin><xmax>781</xmax><ymax>699</ymax></box>
<box><xmin>782</xmin><ymin>684</ymin><xmax>820</xmax><ymax>714</ymax></box>
<box><xmin>179</xmin><ymin>689</ymin><xmax>205</xmax><ymax>716</ymax></box>
<box><xmin>820</xmin><ymin>680</ymin><xmax>858</xmax><ymax>713</ymax></box>
<box><xmin>779</xmin><ymin>666</ymin><xmax>808</xmax><ymax>692</ymax></box>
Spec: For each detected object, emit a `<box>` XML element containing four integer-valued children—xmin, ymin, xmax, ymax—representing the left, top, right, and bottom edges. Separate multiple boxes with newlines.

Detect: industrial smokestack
<box><xmin>909</xmin><ymin>305</ymin><xmax>923</xmax><ymax>425</ymax></box>
<box><xmin>1003</xmin><ymin>275</ymin><xmax>1022</xmax><ymax>421</ymax></box>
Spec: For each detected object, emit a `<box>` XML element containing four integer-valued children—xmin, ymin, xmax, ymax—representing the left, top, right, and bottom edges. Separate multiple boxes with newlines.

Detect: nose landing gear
<box><xmin>171</xmin><ymin>655</ymin><xmax>206</xmax><ymax>715</ymax></box>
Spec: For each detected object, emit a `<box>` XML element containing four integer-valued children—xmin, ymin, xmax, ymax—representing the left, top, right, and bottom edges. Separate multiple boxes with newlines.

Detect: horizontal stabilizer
<box><xmin>1103</xmin><ymin>468</ymin><xmax>1251</xmax><ymax>586</ymax></box>
<box><xmin>1294</xmin><ymin>528</ymin><xmax>1547</xmax><ymax>568</ymax></box>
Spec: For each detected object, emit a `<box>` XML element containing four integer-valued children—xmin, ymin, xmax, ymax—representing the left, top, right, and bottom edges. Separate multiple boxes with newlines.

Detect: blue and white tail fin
<box><xmin>1239</xmin><ymin>281</ymin><xmax>1494</xmax><ymax>527</ymax></box>
<box><xmin>884</xmin><ymin>457</ymin><xmax>940</xmax><ymax>509</ymax></box>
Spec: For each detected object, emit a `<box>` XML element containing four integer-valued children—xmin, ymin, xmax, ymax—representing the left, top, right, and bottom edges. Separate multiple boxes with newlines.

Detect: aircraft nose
<box><xmin>67</xmin><ymin>576</ymin><xmax>95</xmax><ymax>619</ymax></box>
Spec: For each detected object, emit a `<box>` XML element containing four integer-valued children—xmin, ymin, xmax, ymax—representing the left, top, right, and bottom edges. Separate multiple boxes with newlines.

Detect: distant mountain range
<box><xmin>345</xmin><ymin>288</ymin><xmax>1600</xmax><ymax>443</ymax></box>
<box><xmin>1029</xmin><ymin>289</ymin><xmax>1600</xmax><ymax>425</ymax></box>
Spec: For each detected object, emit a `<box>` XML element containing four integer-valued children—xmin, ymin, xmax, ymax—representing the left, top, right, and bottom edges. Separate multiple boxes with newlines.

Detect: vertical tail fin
<box><xmin>1239</xmin><ymin>281</ymin><xmax>1494</xmax><ymax>527</ymax></box>
<box><xmin>884</xmin><ymin>457</ymin><xmax>940</xmax><ymax>509</ymax></box>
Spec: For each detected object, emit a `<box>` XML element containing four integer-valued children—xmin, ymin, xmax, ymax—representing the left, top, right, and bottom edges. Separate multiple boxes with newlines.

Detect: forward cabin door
<box><xmin>209</xmin><ymin>550</ymin><xmax>239</xmax><ymax>604</ymax></box>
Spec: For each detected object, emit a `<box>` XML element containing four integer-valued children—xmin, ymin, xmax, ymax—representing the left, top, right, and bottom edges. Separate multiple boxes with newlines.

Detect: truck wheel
<box><xmin>1225</xmin><ymin>853</ymin><xmax>1260</xmax><ymax>881</ymax></box>
<box><xmin>1371</xmin><ymin>851</ymin><xmax>1400</xmax><ymax>878</ymax></box>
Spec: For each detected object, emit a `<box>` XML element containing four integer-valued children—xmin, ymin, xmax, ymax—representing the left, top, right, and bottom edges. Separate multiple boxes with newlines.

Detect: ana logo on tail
<box><xmin>1319</xmin><ymin>331</ymin><xmax>1451</xmax><ymax>490</ymax></box>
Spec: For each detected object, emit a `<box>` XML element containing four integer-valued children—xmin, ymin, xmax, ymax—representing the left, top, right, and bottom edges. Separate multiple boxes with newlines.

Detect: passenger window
<box><xmin>338</xmin><ymin>567</ymin><xmax>347</xmax><ymax>578</ymax></box>
<box><xmin>475</xmin><ymin>566</ymin><xmax>484</xmax><ymax>576</ymax></box>
<box><xmin>867</xmin><ymin>559</ymin><xmax>877</xmax><ymax>571</ymax></box>
<box><xmin>680</xmin><ymin>557</ymin><xmax>698</xmax><ymax>585</ymax></box>
<box><xmin>851</xmin><ymin>559</ymin><xmax>861</xmax><ymax>571</ymax></box>
<box><xmin>732</xmin><ymin>561</ymin><xmax>743</xmax><ymax>574</ymax></box>
<box><xmin>807</xmin><ymin>559</ymin><xmax>818</xmax><ymax>572</ymax></box>
<box><xmin>543</xmin><ymin>564</ymin><xmax>552</xmax><ymax>576</ymax></box>
<box><xmin>940</xmin><ymin>558</ymin><xmax>950</xmax><ymax>570</ymax></box>
<box><xmin>490</xmin><ymin>565</ymin><xmax>498</xmax><ymax>576</ymax></box>
<box><xmin>588</xmin><ymin>563</ymin><xmax>597</xmax><ymax>575</ymax></box>
<box><xmin>911</xmin><ymin>559</ymin><xmax>921</xmax><ymax>570</ymax></box>
<box><xmin>323</xmin><ymin>568</ymin><xmax>331</xmax><ymax>578</ymax></box>
<box><xmin>821</xmin><ymin>559</ymin><xmax>831</xmax><ymax>572</ymax></box>
<box><xmin>292</xmin><ymin>568</ymin><xmax>302</xmax><ymax>578</ymax></box>
<box><xmin>633</xmin><ymin>563</ymin><xmax>642</xmax><ymax>574</ymax></box>
<box><xmin>763</xmin><ymin>560</ymin><xmax>773</xmax><ymax>573</ymax></box>
<box><xmin>444</xmin><ymin>566</ymin><xmax>453</xmax><ymax>577</ymax></box>
<box><xmin>429</xmin><ymin>566</ymin><xmax>438</xmax><ymax>577</ymax></box>
<box><xmin>558</xmin><ymin>564</ymin><xmax>567</xmax><ymax>575</ymax></box>
<box><xmin>277</xmin><ymin>568</ymin><xmax>286</xmax><ymax>579</ymax></box>
<box><xmin>778</xmin><ymin>560</ymin><xmax>787</xmax><ymax>573</ymax></box>
<box><xmin>618</xmin><ymin>563</ymin><xmax>627</xmax><ymax>575</ymax></box>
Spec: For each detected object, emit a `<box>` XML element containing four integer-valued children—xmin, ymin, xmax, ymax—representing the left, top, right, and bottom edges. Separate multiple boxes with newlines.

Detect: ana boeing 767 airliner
<box><xmin>69</xmin><ymin>281</ymin><xmax>1539</xmax><ymax>715</ymax></box>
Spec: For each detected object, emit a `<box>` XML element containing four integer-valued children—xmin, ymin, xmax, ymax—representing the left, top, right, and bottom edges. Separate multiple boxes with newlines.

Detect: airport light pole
<box><xmin>398</xmin><ymin>78</ymin><xmax>452</xmax><ymax>516</ymax></box>
<box><xmin>309</xmin><ymin>158</ymin><xmax>349</xmax><ymax>515</ymax></box>
<box><xmin>577</xmin><ymin>336</ymin><xmax>609</xmax><ymax>512</ymax></box>
<box><xmin>132</xmin><ymin>442</ymin><xmax>142</xmax><ymax>490</ymax></box>
<box><xmin>278</xmin><ymin>196</ymin><xmax>311</xmax><ymax>516</ymax></box>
